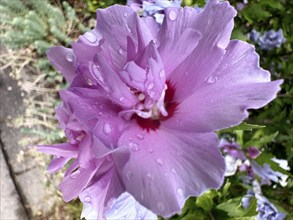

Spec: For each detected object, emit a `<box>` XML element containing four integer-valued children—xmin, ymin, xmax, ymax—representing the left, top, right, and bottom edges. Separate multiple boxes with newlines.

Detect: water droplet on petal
<box><xmin>129</xmin><ymin>142</ymin><xmax>140</xmax><ymax>152</ymax></box>
<box><xmin>147</xmin><ymin>172</ymin><xmax>154</xmax><ymax>180</ymax></box>
<box><xmin>136</xmin><ymin>134</ymin><xmax>144</xmax><ymax>140</ymax></box>
<box><xmin>118</xmin><ymin>48</ymin><xmax>125</xmax><ymax>55</ymax></box>
<box><xmin>127</xmin><ymin>172</ymin><xmax>134</xmax><ymax>180</ymax></box>
<box><xmin>92</xmin><ymin>65</ymin><xmax>104</xmax><ymax>83</ymax></box>
<box><xmin>65</xmin><ymin>52</ymin><xmax>74</xmax><ymax>62</ymax></box>
<box><xmin>147</xmin><ymin>82</ymin><xmax>154</xmax><ymax>90</ymax></box>
<box><xmin>159</xmin><ymin>70</ymin><xmax>165</xmax><ymax>78</ymax></box>
<box><xmin>148</xmin><ymin>148</ymin><xmax>154</xmax><ymax>153</ymax></box>
<box><xmin>70</xmin><ymin>169</ymin><xmax>80</xmax><ymax>178</ymax></box>
<box><xmin>149</xmin><ymin>91</ymin><xmax>155</xmax><ymax>98</ymax></box>
<box><xmin>84</xmin><ymin>196</ymin><xmax>91</xmax><ymax>203</ymax></box>
<box><xmin>169</xmin><ymin>10</ymin><xmax>177</xmax><ymax>21</ymax></box>
<box><xmin>84</xmin><ymin>32</ymin><xmax>97</xmax><ymax>43</ymax></box>
<box><xmin>207</xmin><ymin>75</ymin><xmax>219</xmax><ymax>84</ymax></box>
<box><xmin>123</xmin><ymin>12</ymin><xmax>128</xmax><ymax>17</ymax></box>
<box><xmin>177</xmin><ymin>188</ymin><xmax>184</xmax><ymax>198</ymax></box>
<box><xmin>103</xmin><ymin>123</ymin><xmax>112</xmax><ymax>135</ymax></box>
<box><xmin>156</xmin><ymin>159</ymin><xmax>164</xmax><ymax>166</ymax></box>
<box><xmin>119</xmin><ymin>97</ymin><xmax>125</xmax><ymax>102</ymax></box>
<box><xmin>171</xmin><ymin>168</ymin><xmax>177</xmax><ymax>174</ymax></box>
<box><xmin>157</xmin><ymin>202</ymin><xmax>164</xmax><ymax>212</ymax></box>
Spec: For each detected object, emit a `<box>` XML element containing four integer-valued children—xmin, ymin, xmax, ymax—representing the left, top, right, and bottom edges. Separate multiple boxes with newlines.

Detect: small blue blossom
<box><xmin>242</xmin><ymin>181</ymin><xmax>286</xmax><ymax>220</ymax></box>
<box><xmin>128</xmin><ymin>0</ymin><xmax>182</xmax><ymax>24</ymax></box>
<box><xmin>249</xmin><ymin>29</ymin><xmax>286</xmax><ymax>50</ymax></box>
<box><xmin>256</xmin><ymin>195</ymin><xmax>286</xmax><ymax>220</ymax></box>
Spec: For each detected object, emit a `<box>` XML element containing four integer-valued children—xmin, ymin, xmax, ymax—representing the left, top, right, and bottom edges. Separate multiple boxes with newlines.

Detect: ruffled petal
<box><xmin>94</xmin><ymin>5</ymin><xmax>153</xmax><ymax>70</ymax></box>
<box><xmin>59</xmin><ymin>88</ymin><xmax>120</xmax><ymax>127</ymax></box>
<box><xmin>105</xmin><ymin>192</ymin><xmax>157</xmax><ymax>220</ymax></box>
<box><xmin>158</xmin><ymin>7</ymin><xmax>202</xmax><ymax>74</ymax></box>
<box><xmin>164</xmin><ymin>80</ymin><xmax>282</xmax><ymax>132</ymax></box>
<box><xmin>164</xmin><ymin>40</ymin><xmax>283</xmax><ymax>132</ymax></box>
<box><xmin>37</xmin><ymin>143</ymin><xmax>78</xmax><ymax>158</ymax></box>
<box><xmin>47</xmin><ymin>46</ymin><xmax>76</xmax><ymax>83</ymax></box>
<box><xmin>114</xmin><ymin>125</ymin><xmax>225</xmax><ymax>217</ymax></box>
<box><xmin>92</xmin><ymin>51</ymin><xmax>138</xmax><ymax>108</ymax></box>
<box><xmin>59</xmin><ymin>159</ymin><xmax>102</xmax><ymax>202</ymax></box>
<box><xmin>47</xmin><ymin>157</ymin><xmax>71</xmax><ymax>174</ymax></box>
<box><xmin>80</xmin><ymin>165</ymin><xmax>125</xmax><ymax>220</ymax></box>
<box><xmin>167</xmin><ymin>0</ymin><xmax>237</xmax><ymax>101</ymax></box>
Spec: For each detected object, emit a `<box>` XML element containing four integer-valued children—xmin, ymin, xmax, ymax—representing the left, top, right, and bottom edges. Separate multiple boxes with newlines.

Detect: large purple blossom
<box><xmin>38</xmin><ymin>0</ymin><xmax>282</xmax><ymax>218</ymax></box>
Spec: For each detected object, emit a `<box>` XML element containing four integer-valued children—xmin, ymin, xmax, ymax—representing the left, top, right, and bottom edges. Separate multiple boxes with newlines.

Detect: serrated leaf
<box><xmin>216</xmin><ymin>197</ymin><xmax>246</xmax><ymax>217</ymax></box>
<box><xmin>219</xmin><ymin>123</ymin><xmax>265</xmax><ymax>133</ymax></box>
<box><xmin>196</xmin><ymin>190</ymin><xmax>218</xmax><ymax>211</ymax></box>
<box><xmin>243</xmin><ymin>197</ymin><xmax>258</xmax><ymax>217</ymax></box>
<box><xmin>221</xmin><ymin>180</ymin><xmax>231</xmax><ymax>198</ymax></box>
<box><xmin>244</xmin><ymin>132</ymin><xmax>279</xmax><ymax>149</ymax></box>
<box><xmin>254</xmin><ymin>153</ymin><xmax>292</xmax><ymax>177</ymax></box>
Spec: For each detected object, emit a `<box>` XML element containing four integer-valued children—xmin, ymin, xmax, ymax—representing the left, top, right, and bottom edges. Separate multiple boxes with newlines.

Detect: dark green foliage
<box><xmin>228</xmin><ymin>0</ymin><xmax>293</xmax><ymax>170</ymax></box>
<box><xmin>84</xmin><ymin>0</ymin><xmax>126</xmax><ymax>12</ymax></box>
<box><xmin>0</xmin><ymin>0</ymin><xmax>87</xmax><ymax>52</ymax></box>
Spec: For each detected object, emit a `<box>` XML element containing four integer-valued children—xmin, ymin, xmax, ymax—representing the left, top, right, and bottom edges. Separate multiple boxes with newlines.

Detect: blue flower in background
<box><xmin>249</xmin><ymin>29</ymin><xmax>286</xmax><ymax>50</ymax></box>
<box><xmin>128</xmin><ymin>0</ymin><xmax>182</xmax><ymax>24</ymax></box>
<box><xmin>242</xmin><ymin>181</ymin><xmax>286</xmax><ymax>220</ymax></box>
<box><xmin>256</xmin><ymin>194</ymin><xmax>286</xmax><ymax>220</ymax></box>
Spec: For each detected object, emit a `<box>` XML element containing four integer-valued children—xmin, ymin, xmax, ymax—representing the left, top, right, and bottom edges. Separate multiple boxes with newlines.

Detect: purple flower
<box><xmin>219</xmin><ymin>139</ymin><xmax>246</xmax><ymax>160</ymax></box>
<box><xmin>249</xmin><ymin>29</ymin><xmax>286</xmax><ymax>50</ymax></box>
<box><xmin>38</xmin><ymin>0</ymin><xmax>282</xmax><ymax>218</ymax></box>
<box><xmin>104</xmin><ymin>192</ymin><xmax>157</xmax><ymax>220</ymax></box>
<box><xmin>246</xmin><ymin>146</ymin><xmax>260</xmax><ymax>159</ymax></box>
<box><xmin>251</xmin><ymin>160</ymin><xmax>289</xmax><ymax>186</ymax></box>
<box><xmin>256</xmin><ymin>195</ymin><xmax>286</xmax><ymax>220</ymax></box>
<box><xmin>242</xmin><ymin>181</ymin><xmax>286</xmax><ymax>220</ymax></box>
<box><xmin>242</xmin><ymin>190</ymin><xmax>286</xmax><ymax>220</ymax></box>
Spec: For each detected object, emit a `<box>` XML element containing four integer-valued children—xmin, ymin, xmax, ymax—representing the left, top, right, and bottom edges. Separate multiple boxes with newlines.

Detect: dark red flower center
<box><xmin>133</xmin><ymin>81</ymin><xmax>178</xmax><ymax>131</ymax></box>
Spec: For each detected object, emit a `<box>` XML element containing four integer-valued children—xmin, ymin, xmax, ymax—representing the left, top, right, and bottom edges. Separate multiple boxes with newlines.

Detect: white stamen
<box><xmin>138</xmin><ymin>93</ymin><xmax>145</xmax><ymax>101</ymax></box>
<box><xmin>156</xmin><ymin>84</ymin><xmax>168</xmax><ymax>117</ymax></box>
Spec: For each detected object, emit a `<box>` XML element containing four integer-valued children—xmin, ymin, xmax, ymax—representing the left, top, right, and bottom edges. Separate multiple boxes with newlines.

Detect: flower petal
<box><xmin>165</xmin><ymin>80</ymin><xmax>282</xmax><ymax>132</ymax></box>
<box><xmin>105</xmin><ymin>192</ymin><xmax>157</xmax><ymax>220</ymax></box>
<box><xmin>93</xmin><ymin>51</ymin><xmax>138</xmax><ymax>107</ymax></box>
<box><xmin>114</xmin><ymin>126</ymin><xmax>225</xmax><ymax>217</ymax></box>
<box><xmin>47</xmin><ymin>46</ymin><xmax>76</xmax><ymax>83</ymax></box>
<box><xmin>164</xmin><ymin>40</ymin><xmax>283</xmax><ymax>132</ymax></box>
<box><xmin>158</xmin><ymin>7</ymin><xmax>202</xmax><ymax>74</ymax></box>
<box><xmin>59</xmin><ymin>159</ymin><xmax>101</xmax><ymax>202</ymax></box>
<box><xmin>79</xmin><ymin>165</ymin><xmax>125</xmax><ymax>220</ymax></box>
<box><xmin>37</xmin><ymin>143</ymin><xmax>78</xmax><ymax>158</ymax></box>
<box><xmin>167</xmin><ymin>1</ymin><xmax>237</xmax><ymax>101</ymax></box>
<box><xmin>47</xmin><ymin>157</ymin><xmax>71</xmax><ymax>174</ymax></box>
<box><xmin>94</xmin><ymin>5</ymin><xmax>153</xmax><ymax>69</ymax></box>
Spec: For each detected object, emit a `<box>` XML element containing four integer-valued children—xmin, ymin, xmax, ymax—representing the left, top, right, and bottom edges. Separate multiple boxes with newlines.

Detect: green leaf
<box><xmin>254</xmin><ymin>152</ymin><xmax>292</xmax><ymax>177</ymax></box>
<box><xmin>216</xmin><ymin>197</ymin><xmax>246</xmax><ymax>217</ymax></box>
<box><xmin>243</xmin><ymin>197</ymin><xmax>258</xmax><ymax>217</ymax></box>
<box><xmin>221</xmin><ymin>180</ymin><xmax>231</xmax><ymax>198</ymax></box>
<box><xmin>244</xmin><ymin>132</ymin><xmax>279</xmax><ymax>149</ymax></box>
<box><xmin>196</xmin><ymin>190</ymin><xmax>218</xmax><ymax>211</ymax></box>
<box><xmin>219</xmin><ymin>123</ymin><xmax>265</xmax><ymax>133</ymax></box>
